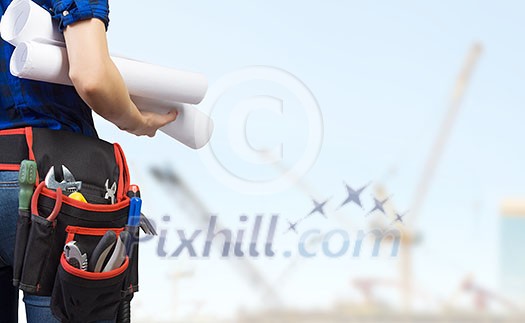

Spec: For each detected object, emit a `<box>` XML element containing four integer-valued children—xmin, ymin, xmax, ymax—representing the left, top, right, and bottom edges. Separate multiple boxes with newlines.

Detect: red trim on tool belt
<box><xmin>0</xmin><ymin>128</ymin><xmax>25</xmax><ymax>135</ymax></box>
<box><xmin>113</xmin><ymin>143</ymin><xmax>130</xmax><ymax>202</ymax></box>
<box><xmin>60</xmin><ymin>254</ymin><xmax>129</xmax><ymax>280</ymax></box>
<box><xmin>65</xmin><ymin>226</ymin><xmax>124</xmax><ymax>242</ymax></box>
<box><xmin>0</xmin><ymin>164</ymin><xmax>20</xmax><ymax>171</ymax></box>
<box><xmin>24</xmin><ymin>127</ymin><xmax>39</xmax><ymax>182</ymax></box>
<box><xmin>40</xmin><ymin>187</ymin><xmax>129</xmax><ymax>212</ymax></box>
<box><xmin>25</xmin><ymin>127</ymin><xmax>35</xmax><ymax>160</ymax></box>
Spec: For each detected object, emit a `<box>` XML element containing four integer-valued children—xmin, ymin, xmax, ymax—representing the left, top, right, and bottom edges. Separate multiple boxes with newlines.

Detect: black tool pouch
<box><xmin>10</xmin><ymin>127</ymin><xmax>139</xmax><ymax>322</ymax></box>
<box><xmin>51</xmin><ymin>226</ymin><xmax>130</xmax><ymax>322</ymax></box>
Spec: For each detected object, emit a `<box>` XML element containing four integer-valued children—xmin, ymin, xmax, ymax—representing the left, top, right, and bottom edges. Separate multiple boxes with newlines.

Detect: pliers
<box><xmin>31</xmin><ymin>181</ymin><xmax>63</xmax><ymax>222</ymax></box>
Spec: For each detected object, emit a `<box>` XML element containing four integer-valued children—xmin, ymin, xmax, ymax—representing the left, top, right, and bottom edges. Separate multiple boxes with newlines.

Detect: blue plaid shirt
<box><xmin>0</xmin><ymin>0</ymin><xmax>110</xmax><ymax>138</ymax></box>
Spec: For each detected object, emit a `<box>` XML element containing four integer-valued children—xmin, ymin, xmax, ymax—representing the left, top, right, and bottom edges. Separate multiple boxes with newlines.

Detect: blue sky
<box><xmin>85</xmin><ymin>0</ymin><xmax>525</xmax><ymax>320</ymax></box>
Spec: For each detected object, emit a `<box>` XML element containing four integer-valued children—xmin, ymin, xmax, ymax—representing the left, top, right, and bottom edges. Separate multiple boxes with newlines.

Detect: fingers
<box><xmin>147</xmin><ymin>110</ymin><xmax>178</xmax><ymax>127</ymax></box>
<box><xmin>160</xmin><ymin>110</ymin><xmax>178</xmax><ymax>127</ymax></box>
<box><xmin>137</xmin><ymin>110</ymin><xmax>178</xmax><ymax>137</ymax></box>
<box><xmin>156</xmin><ymin>111</ymin><xmax>178</xmax><ymax>132</ymax></box>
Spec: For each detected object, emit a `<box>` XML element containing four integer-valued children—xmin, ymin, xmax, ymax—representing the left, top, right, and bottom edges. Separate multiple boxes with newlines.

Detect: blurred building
<box><xmin>500</xmin><ymin>199</ymin><xmax>525</xmax><ymax>303</ymax></box>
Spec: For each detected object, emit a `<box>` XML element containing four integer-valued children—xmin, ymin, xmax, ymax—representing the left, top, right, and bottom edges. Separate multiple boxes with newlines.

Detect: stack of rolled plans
<box><xmin>0</xmin><ymin>0</ymin><xmax>213</xmax><ymax>149</ymax></box>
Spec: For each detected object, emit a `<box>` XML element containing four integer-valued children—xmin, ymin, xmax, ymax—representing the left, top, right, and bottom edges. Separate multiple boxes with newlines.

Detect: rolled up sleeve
<box><xmin>51</xmin><ymin>0</ymin><xmax>109</xmax><ymax>32</ymax></box>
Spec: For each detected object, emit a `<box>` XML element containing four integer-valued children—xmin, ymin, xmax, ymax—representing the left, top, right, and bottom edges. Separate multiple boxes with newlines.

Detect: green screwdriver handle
<box><xmin>18</xmin><ymin>160</ymin><xmax>37</xmax><ymax>210</ymax></box>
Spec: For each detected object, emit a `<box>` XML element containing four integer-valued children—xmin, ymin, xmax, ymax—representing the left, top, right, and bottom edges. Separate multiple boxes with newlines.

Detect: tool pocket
<box><xmin>16</xmin><ymin>181</ymin><xmax>62</xmax><ymax>294</ymax></box>
<box><xmin>13</xmin><ymin>209</ymin><xmax>32</xmax><ymax>287</ymax></box>
<box><xmin>123</xmin><ymin>230</ymin><xmax>139</xmax><ymax>296</ymax></box>
<box><xmin>18</xmin><ymin>213</ymin><xmax>58</xmax><ymax>294</ymax></box>
<box><xmin>52</xmin><ymin>258</ymin><xmax>129</xmax><ymax>323</ymax></box>
<box><xmin>13</xmin><ymin>183</ymin><xmax>66</xmax><ymax>295</ymax></box>
<box><xmin>51</xmin><ymin>226</ymin><xmax>129</xmax><ymax>322</ymax></box>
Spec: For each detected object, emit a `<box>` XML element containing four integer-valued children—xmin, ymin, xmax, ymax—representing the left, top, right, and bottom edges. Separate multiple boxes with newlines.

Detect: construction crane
<box><xmin>167</xmin><ymin>269</ymin><xmax>195</xmax><ymax>319</ymax></box>
<box><xmin>460</xmin><ymin>275</ymin><xmax>519</xmax><ymax>313</ymax></box>
<box><xmin>150</xmin><ymin>165</ymin><xmax>283</xmax><ymax>306</ymax></box>
<box><xmin>352</xmin><ymin>277</ymin><xmax>437</xmax><ymax>309</ymax></box>
<box><xmin>356</xmin><ymin>43</ymin><xmax>483</xmax><ymax>313</ymax></box>
<box><xmin>353</xmin><ymin>278</ymin><xmax>399</xmax><ymax>307</ymax></box>
<box><xmin>257</xmin><ymin>150</ymin><xmax>359</xmax><ymax>301</ymax></box>
<box><xmin>258</xmin><ymin>43</ymin><xmax>483</xmax><ymax>314</ymax></box>
<box><xmin>394</xmin><ymin>43</ymin><xmax>483</xmax><ymax>311</ymax></box>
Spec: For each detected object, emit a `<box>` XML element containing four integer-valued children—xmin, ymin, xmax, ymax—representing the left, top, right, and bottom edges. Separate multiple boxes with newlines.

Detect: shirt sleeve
<box><xmin>51</xmin><ymin>0</ymin><xmax>109</xmax><ymax>32</ymax></box>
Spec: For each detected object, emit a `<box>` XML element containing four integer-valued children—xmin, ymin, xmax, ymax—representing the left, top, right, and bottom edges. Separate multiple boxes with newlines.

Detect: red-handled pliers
<box><xmin>31</xmin><ymin>181</ymin><xmax>63</xmax><ymax>221</ymax></box>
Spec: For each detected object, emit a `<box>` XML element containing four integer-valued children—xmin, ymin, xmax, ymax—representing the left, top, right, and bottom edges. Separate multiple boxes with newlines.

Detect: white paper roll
<box><xmin>11</xmin><ymin>40</ymin><xmax>209</xmax><ymax>104</ymax></box>
<box><xmin>131</xmin><ymin>96</ymin><xmax>214</xmax><ymax>150</ymax></box>
<box><xmin>111</xmin><ymin>56</ymin><xmax>208</xmax><ymax>105</ymax></box>
<box><xmin>0</xmin><ymin>0</ymin><xmax>63</xmax><ymax>46</ymax></box>
<box><xmin>10</xmin><ymin>41</ymin><xmax>70</xmax><ymax>84</ymax></box>
<box><xmin>11</xmin><ymin>41</ymin><xmax>213</xmax><ymax>149</ymax></box>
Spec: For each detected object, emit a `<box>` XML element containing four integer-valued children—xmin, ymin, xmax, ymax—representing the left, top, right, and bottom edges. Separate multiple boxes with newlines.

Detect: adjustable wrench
<box><xmin>45</xmin><ymin>165</ymin><xmax>82</xmax><ymax>194</ymax></box>
<box><xmin>64</xmin><ymin>241</ymin><xmax>88</xmax><ymax>271</ymax></box>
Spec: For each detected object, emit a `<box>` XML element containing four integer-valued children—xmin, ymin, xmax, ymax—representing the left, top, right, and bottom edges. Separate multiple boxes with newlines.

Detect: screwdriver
<box><xmin>126</xmin><ymin>185</ymin><xmax>141</xmax><ymax>253</ymax></box>
<box><xmin>126</xmin><ymin>185</ymin><xmax>141</xmax><ymax>229</ymax></box>
<box><xmin>18</xmin><ymin>160</ymin><xmax>37</xmax><ymax>210</ymax></box>
<box><xmin>127</xmin><ymin>184</ymin><xmax>156</xmax><ymax>235</ymax></box>
<box><xmin>14</xmin><ymin>160</ymin><xmax>37</xmax><ymax>287</ymax></box>
<box><xmin>125</xmin><ymin>185</ymin><xmax>141</xmax><ymax>268</ymax></box>
<box><xmin>118</xmin><ymin>185</ymin><xmax>141</xmax><ymax>323</ymax></box>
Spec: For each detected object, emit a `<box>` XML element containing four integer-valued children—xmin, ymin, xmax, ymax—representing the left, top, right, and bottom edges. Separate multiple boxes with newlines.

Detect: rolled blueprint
<box><xmin>10</xmin><ymin>41</ymin><xmax>69</xmax><ymax>84</ymax></box>
<box><xmin>111</xmin><ymin>56</ymin><xmax>208</xmax><ymax>105</ymax></box>
<box><xmin>11</xmin><ymin>41</ymin><xmax>213</xmax><ymax>149</ymax></box>
<box><xmin>0</xmin><ymin>0</ymin><xmax>63</xmax><ymax>46</ymax></box>
<box><xmin>1</xmin><ymin>0</ymin><xmax>208</xmax><ymax>104</ymax></box>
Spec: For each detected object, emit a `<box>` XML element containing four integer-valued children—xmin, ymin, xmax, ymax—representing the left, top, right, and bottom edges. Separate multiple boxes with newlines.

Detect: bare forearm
<box><xmin>63</xmin><ymin>19</ymin><xmax>143</xmax><ymax>131</ymax></box>
<box><xmin>63</xmin><ymin>18</ymin><xmax>177</xmax><ymax>136</ymax></box>
<box><xmin>73</xmin><ymin>57</ymin><xmax>143</xmax><ymax>131</ymax></box>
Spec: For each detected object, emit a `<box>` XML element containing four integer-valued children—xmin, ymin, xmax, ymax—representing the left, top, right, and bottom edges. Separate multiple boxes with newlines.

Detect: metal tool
<box><xmin>119</xmin><ymin>188</ymin><xmax>143</xmax><ymax>323</ymax></box>
<box><xmin>105</xmin><ymin>179</ymin><xmax>117</xmax><ymax>204</ymax></box>
<box><xmin>45</xmin><ymin>165</ymin><xmax>82</xmax><ymax>193</ymax></box>
<box><xmin>140</xmin><ymin>213</ymin><xmax>157</xmax><ymax>236</ymax></box>
<box><xmin>14</xmin><ymin>160</ymin><xmax>38</xmax><ymax>288</ymax></box>
<box><xmin>30</xmin><ymin>181</ymin><xmax>62</xmax><ymax>222</ymax></box>
<box><xmin>126</xmin><ymin>184</ymin><xmax>156</xmax><ymax>235</ymax></box>
<box><xmin>103</xmin><ymin>232</ymin><xmax>128</xmax><ymax>272</ymax></box>
<box><xmin>64</xmin><ymin>241</ymin><xmax>88</xmax><ymax>271</ymax></box>
<box><xmin>89</xmin><ymin>230</ymin><xmax>117</xmax><ymax>273</ymax></box>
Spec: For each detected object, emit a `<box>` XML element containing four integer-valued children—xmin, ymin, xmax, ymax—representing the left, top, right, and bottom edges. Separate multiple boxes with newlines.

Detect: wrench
<box><xmin>45</xmin><ymin>166</ymin><xmax>82</xmax><ymax>193</ymax></box>
<box><xmin>64</xmin><ymin>241</ymin><xmax>88</xmax><ymax>271</ymax></box>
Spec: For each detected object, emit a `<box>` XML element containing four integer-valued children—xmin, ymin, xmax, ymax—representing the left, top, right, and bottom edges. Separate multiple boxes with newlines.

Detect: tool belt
<box><xmin>0</xmin><ymin>127</ymin><xmax>139</xmax><ymax>322</ymax></box>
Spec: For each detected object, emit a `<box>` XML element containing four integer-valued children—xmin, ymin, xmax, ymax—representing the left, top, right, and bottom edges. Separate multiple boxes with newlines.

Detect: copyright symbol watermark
<box><xmin>199</xmin><ymin>66</ymin><xmax>324</xmax><ymax>195</ymax></box>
